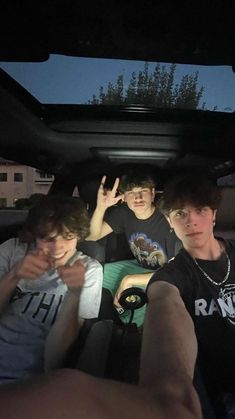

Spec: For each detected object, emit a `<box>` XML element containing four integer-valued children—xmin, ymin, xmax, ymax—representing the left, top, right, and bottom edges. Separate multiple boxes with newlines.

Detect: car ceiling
<box><xmin>1</xmin><ymin>0</ymin><xmax>235</xmax><ymax>65</ymax></box>
<box><xmin>0</xmin><ymin>0</ymin><xmax>235</xmax><ymax>186</ymax></box>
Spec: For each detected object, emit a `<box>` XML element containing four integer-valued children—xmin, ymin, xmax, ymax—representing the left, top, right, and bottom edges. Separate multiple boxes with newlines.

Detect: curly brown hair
<box><xmin>19</xmin><ymin>195</ymin><xmax>90</xmax><ymax>243</ymax></box>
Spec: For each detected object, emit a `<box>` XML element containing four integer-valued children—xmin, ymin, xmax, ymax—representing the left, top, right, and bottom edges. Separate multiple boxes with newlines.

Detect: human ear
<box><xmin>212</xmin><ymin>209</ymin><xmax>217</xmax><ymax>223</ymax></box>
<box><xmin>165</xmin><ymin>215</ymin><xmax>173</xmax><ymax>228</ymax></box>
<box><xmin>151</xmin><ymin>188</ymin><xmax>156</xmax><ymax>201</ymax></box>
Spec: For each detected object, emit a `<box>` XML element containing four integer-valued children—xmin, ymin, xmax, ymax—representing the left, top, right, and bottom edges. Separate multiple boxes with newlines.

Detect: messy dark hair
<box><xmin>159</xmin><ymin>173</ymin><xmax>221</xmax><ymax>216</ymax></box>
<box><xmin>119</xmin><ymin>168</ymin><xmax>156</xmax><ymax>193</ymax></box>
<box><xmin>19</xmin><ymin>195</ymin><xmax>90</xmax><ymax>243</ymax></box>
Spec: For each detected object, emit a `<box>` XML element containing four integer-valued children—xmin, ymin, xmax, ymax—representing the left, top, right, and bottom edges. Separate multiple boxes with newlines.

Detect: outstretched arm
<box><xmin>139</xmin><ymin>280</ymin><xmax>201</xmax><ymax>417</ymax></box>
<box><xmin>0</xmin><ymin>280</ymin><xmax>202</xmax><ymax>419</ymax></box>
<box><xmin>86</xmin><ymin>176</ymin><xmax>124</xmax><ymax>241</ymax></box>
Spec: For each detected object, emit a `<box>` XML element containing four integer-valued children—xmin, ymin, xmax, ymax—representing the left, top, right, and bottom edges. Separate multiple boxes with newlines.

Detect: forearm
<box><xmin>140</xmin><ymin>281</ymin><xmax>197</xmax><ymax>386</ymax></box>
<box><xmin>139</xmin><ymin>282</ymin><xmax>201</xmax><ymax>417</ymax></box>
<box><xmin>0</xmin><ymin>369</ymin><xmax>202</xmax><ymax>419</ymax></box>
<box><xmin>0</xmin><ymin>270</ymin><xmax>19</xmax><ymax>313</ymax></box>
<box><xmin>123</xmin><ymin>272</ymin><xmax>153</xmax><ymax>288</ymax></box>
<box><xmin>44</xmin><ymin>290</ymin><xmax>83</xmax><ymax>371</ymax></box>
<box><xmin>86</xmin><ymin>207</ymin><xmax>107</xmax><ymax>240</ymax></box>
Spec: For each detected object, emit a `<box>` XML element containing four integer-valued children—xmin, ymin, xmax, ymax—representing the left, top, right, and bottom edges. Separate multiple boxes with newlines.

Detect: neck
<box><xmin>185</xmin><ymin>237</ymin><xmax>223</xmax><ymax>260</ymax></box>
<box><xmin>134</xmin><ymin>204</ymin><xmax>155</xmax><ymax>220</ymax></box>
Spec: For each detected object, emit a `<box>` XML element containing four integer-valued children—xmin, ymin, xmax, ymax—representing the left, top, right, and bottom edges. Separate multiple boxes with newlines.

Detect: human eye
<box><xmin>62</xmin><ymin>230</ymin><xmax>76</xmax><ymax>240</ymax></box>
<box><xmin>64</xmin><ymin>234</ymin><xmax>76</xmax><ymax>240</ymax></box>
<box><xmin>126</xmin><ymin>191</ymin><xmax>134</xmax><ymax>198</ymax></box>
<box><xmin>174</xmin><ymin>209</ymin><xmax>186</xmax><ymax>219</ymax></box>
<box><xmin>196</xmin><ymin>206</ymin><xmax>208</xmax><ymax>214</ymax></box>
<box><xmin>39</xmin><ymin>236</ymin><xmax>53</xmax><ymax>242</ymax></box>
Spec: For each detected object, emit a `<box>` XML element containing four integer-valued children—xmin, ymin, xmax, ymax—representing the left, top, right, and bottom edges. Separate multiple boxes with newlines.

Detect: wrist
<box><xmin>123</xmin><ymin>275</ymin><xmax>133</xmax><ymax>288</ymax></box>
<box><xmin>95</xmin><ymin>205</ymin><xmax>107</xmax><ymax>215</ymax></box>
<box><xmin>66</xmin><ymin>287</ymin><xmax>82</xmax><ymax>298</ymax></box>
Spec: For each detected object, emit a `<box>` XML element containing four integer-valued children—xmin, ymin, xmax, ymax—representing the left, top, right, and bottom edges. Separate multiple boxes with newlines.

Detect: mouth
<box><xmin>48</xmin><ymin>252</ymin><xmax>67</xmax><ymax>261</ymax></box>
<box><xmin>133</xmin><ymin>202</ymin><xmax>145</xmax><ymax>207</ymax></box>
<box><xmin>186</xmin><ymin>232</ymin><xmax>202</xmax><ymax>237</ymax></box>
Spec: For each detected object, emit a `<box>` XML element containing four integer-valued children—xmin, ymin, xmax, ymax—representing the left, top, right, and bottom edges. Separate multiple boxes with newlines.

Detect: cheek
<box><xmin>204</xmin><ymin>216</ymin><xmax>214</xmax><ymax>229</ymax></box>
<box><xmin>171</xmin><ymin>222</ymin><xmax>185</xmax><ymax>238</ymax></box>
<box><xmin>125</xmin><ymin>198</ymin><xmax>133</xmax><ymax>208</ymax></box>
<box><xmin>65</xmin><ymin>239</ymin><xmax>78</xmax><ymax>251</ymax></box>
<box><xmin>148</xmin><ymin>194</ymin><xmax>154</xmax><ymax>203</ymax></box>
<box><xmin>36</xmin><ymin>239</ymin><xmax>46</xmax><ymax>249</ymax></box>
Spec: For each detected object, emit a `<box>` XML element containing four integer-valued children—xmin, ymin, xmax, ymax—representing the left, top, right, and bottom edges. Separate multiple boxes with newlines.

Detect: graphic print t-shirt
<box><xmin>0</xmin><ymin>238</ymin><xmax>102</xmax><ymax>384</ymax></box>
<box><xmin>105</xmin><ymin>204</ymin><xmax>178</xmax><ymax>269</ymax></box>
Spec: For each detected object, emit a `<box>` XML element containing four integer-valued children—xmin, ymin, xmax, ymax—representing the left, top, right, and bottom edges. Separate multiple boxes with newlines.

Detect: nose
<box><xmin>185</xmin><ymin>211</ymin><xmax>197</xmax><ymax>227</ymax></box>
<box><xmin>134</xmin><ymin>191</ymin><xmax>143</xmax><ymax>200</ymax></box>
<box><xmin>47</xmin><ymin>239</ymin><xmax>63</xmax><ymax>253</ymax></box>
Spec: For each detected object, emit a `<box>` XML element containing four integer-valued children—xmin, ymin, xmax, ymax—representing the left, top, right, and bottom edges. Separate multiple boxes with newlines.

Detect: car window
<box><xmin>1</xmin><ymin>56</ymin><xmax>234</xmax><ymax>112</ymax></box>
<box><xmin>0</xmin><ymin>158</ymin><xmax>54</xmax><ymax>208</ymax></box>
<box><xmin>218</xmin><ymin>173</ymin><xmax>235</xmax><ymax>186</ymax></box>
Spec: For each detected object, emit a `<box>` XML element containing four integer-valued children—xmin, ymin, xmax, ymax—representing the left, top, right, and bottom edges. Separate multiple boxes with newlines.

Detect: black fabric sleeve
<box><xmin>104</xmin><ymin>206</ymin><xmax>125</xmax><ymax>234</ymax></box>
<box><xmin>147</xmin><ymin>256</ymin><xmax>189</xmax><ymax>296</ymax></box>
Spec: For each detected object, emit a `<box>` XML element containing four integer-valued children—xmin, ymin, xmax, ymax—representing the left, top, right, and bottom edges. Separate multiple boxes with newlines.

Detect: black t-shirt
<box><xmin>149</xmin><ymin>239</ymin><xmax>235</xmax><ymax>395</ymax></box>
<box><xmin>104</xmin><ymin>204</ymin><xmax>179</xmax><ymax>269</ymax></box>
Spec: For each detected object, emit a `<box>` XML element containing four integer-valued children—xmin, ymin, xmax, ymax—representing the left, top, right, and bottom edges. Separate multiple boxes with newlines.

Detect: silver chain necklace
<box><xmin>193</xmin><ymin>251</ymin><xmax>231</xmax><ymax>286</ymax></box>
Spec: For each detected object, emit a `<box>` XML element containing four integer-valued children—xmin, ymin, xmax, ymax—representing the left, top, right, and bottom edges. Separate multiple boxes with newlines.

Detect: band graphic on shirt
<box><xmin>129</xmin><ymin>232</ymin><xmax>166</xmax><ymax>268</ymax></box>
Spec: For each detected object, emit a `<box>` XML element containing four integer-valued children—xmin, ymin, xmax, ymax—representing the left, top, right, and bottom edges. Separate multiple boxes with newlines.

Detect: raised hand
<box><xmin>57</xmin><ymin>259</ymin><xmax>85</xmax><ymax>294</ymax></box>
<box><xmin>97</xmin><ymin>176</ymin><xmax>124</xmax><ymax>209</ymax></box>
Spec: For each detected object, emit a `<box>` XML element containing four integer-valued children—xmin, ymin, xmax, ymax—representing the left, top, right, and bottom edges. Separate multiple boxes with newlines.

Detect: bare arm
<box><xmin>44</xmin><ymin>260</ymin><xmax>85</xmax><ymax>371</ymax></box>
<box><xmin>139</xmin><ymin>280</ymin><xmax>201</xmax><ymax>417</ymax></box>
<box><xmin>114</xmin><ymin>272</ymin><xmax>153</xmax><ymax>307</ymax></box>
<box><xmin>0</xmin><ymin>282</ymin><xmax>202</xmax><ymax>419</ymax></box>
<box><xmin>44</xmin><ymin>290</ymin><xmax>83</xmax><ymax>370</ymax></box>
<box><xmin>0</xmin><ymin>270</ymin><xmax>20</xmax><ymax>313</ymax></box>
<box><xmin>86</xmin><ymin>176</ymin><xmax>124</xmax><ymax>240</ymax></box>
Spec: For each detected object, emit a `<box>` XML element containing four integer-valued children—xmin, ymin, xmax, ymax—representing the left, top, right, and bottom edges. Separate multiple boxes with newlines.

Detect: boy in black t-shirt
<box><xmin>148</xmin><ymin>173</ymin><xmax>235</xmax><ymax>417</ymax></box>
<box><xmin>87</xmin><ymin>166</ymin><xmax>179</xmax><ymax>325</ymax></box>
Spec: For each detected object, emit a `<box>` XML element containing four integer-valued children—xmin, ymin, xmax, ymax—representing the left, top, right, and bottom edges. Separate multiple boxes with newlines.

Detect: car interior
<box><xmin>1</xmin><ymin>1</ymin><xmax>235</xmax><ymax>416</ymax></box>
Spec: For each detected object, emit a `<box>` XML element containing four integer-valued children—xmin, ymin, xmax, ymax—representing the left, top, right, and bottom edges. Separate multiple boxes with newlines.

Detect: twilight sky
<box><xmin>1</xmin><ymin>55</ymin><xmax>235</xmax><ymax>112</ymax></box>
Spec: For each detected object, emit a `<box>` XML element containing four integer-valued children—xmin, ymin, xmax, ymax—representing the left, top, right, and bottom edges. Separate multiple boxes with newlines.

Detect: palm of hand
<box><xmin>100</xmin><ymin>190</ymin><xmax>123</xmax><ymax>208</ymax></box>
<box><xmin>97</xmin><ymin>176</ymin><xmax>124</xmax><ymax>209</ymax></box>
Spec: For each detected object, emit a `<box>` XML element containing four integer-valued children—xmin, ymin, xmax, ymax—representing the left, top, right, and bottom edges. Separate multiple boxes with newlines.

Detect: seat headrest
<box><xmin>216</xmin><ymin>187</ymin><xmax>235</xmax><ymax>228</ymax></box>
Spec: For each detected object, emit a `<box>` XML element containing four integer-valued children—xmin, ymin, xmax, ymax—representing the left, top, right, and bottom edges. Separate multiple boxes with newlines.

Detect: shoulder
<box><xmin>104</xmin><ymin>204</ymin><xmax>125</xmax><ymax>221</ymax></box>
<box><xmin>0</xmin><ymin>237</ymin><xmax>28</xmax><ymax>255</ymax></box>
<box><xmin>148</xmin><ymin>250</ymin><xmax>192</xmax><ymax>290</ymax></box>
<box><xmin>0</xmin><ymin>238</ymin><xmax>29</xmax><ymax>276</ymax></box>
<box><xmin>225</xmin><ymin>239</ymin><xmax>235</xmax><ymax>251</ymax></box>
<box><xmin>75</xmin><ymin>252</ymin><xmax>103</xmax><ymax>287</ymax></box>
<box><xmin>151</xmin><ymin>209</ymin><xmax>171</xmax><ymax>230</ymax></box>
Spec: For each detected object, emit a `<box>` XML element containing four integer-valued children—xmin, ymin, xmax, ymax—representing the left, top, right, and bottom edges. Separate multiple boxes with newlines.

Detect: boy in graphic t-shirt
<box><xmin>87</xmin><ymin>166</ymin><xmax>179</xmax><ymax>325</ymax></box>
<box><xmin>0</xmin><ymin>195</ymin><xmax>102</xmax><ymax>384</ymax></box>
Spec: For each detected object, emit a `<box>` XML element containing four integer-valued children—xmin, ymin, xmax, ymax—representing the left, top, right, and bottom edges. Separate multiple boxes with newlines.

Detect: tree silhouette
<box><xmin>88</xmin><ymin>62</ymin><xmax>205</xmax><ymax>109</ymax></box>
